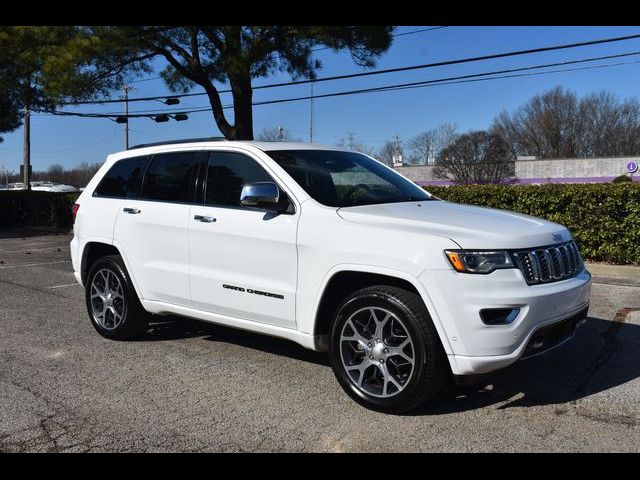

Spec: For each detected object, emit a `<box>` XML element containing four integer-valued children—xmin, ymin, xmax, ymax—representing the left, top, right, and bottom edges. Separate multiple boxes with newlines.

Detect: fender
<box><xmin>310</xmin><ymin>263</ymin><xmax>455</xmax><ymax>355</ymax></box>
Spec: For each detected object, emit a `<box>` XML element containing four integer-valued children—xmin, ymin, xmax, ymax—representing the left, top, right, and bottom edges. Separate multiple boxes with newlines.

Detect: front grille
<box><xmin>512</xmin><ymin>241</ymin><xmax>584</xmax><ymax>285</ymax></box>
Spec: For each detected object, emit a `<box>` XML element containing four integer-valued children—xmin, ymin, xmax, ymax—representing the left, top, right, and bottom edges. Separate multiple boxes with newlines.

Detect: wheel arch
<box><xmin>81</xmin><ymin>240</ymin><xmax>143</xmax><ymax>300</ymax></box>
<box><xmin>311</xmin><ymin>265</ymin><xmax>453</xmax><ymax>355</ymax></box>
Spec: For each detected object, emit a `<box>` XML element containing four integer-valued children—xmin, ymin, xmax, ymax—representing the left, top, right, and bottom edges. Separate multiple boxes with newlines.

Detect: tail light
<box><xmin>72</xmin><ymin>204</ymin><xmax>80</xmax><ymax>223</ymax></box>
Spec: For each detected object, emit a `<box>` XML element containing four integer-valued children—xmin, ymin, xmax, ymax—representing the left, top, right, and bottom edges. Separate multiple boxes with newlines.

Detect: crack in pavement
<box><xmin>0</xmin><ymin>377</ymin><xmax>92</xmax><ymax>453</ymax></box>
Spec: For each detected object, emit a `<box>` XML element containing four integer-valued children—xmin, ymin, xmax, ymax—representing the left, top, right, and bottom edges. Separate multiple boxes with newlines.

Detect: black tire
<box><xmin>85</xmin><ymin>254</ymin><xmax>149</xmax><ymax>340</ymax></box>
<box><xmin>328</xmin><ymin>285</ymin><xmax>447</xmax><ymax>413</ymax></box>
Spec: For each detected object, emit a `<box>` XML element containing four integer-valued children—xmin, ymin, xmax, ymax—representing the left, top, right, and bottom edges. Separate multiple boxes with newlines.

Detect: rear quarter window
<box><xmin>94</xmin><ymin>156</ymin><xmax>148</xmax><ymax>198</ymax></box>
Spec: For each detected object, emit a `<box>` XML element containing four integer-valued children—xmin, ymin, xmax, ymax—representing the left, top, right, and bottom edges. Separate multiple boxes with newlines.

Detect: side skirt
<box><xmin>140</xmin><ymin>299</ymin><xmax>323</xmax><ymax>351</ymax></box>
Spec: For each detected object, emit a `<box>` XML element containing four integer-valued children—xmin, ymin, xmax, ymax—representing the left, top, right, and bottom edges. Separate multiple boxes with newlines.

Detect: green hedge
<box><xmin>1</xmin><ymin>185</ymin><xmax>639</xmax><ymax>264</ymax></box>
<box><xmin>425</xmin><ymin>183</ymin><xmax>640</xmax><ymax>265</ymax></box>
<box><xmin>0</xmin><ymin>191</ymin><xmax>81</xmax><ymax>229</ymax></box>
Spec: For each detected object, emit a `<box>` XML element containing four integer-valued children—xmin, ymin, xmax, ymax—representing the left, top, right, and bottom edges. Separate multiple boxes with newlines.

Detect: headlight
<box><xmin>445</xmin><ymin>250</ymin><xmax>514</xmax><ymax>274</ymax></box>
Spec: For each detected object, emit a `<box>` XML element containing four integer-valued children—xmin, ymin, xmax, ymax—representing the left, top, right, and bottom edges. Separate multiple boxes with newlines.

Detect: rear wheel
<box><xmin>328</xmin><ymin>285</ymin><xmax>447</xmax><ymax>413</ymax></box>
<box><xmin>85</xmin><ymin>255</ymin><xmax>148</xmax><ymax>340</ymax></box>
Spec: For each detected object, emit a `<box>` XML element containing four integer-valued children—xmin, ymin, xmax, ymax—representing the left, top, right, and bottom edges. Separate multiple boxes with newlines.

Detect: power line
<box><xmin>0</xmin><ymin>127</ymin><xmax>119</xmax><ymax>153</ymax></box>
<box><xmin>374</xmin><ymin>58</ymin><xmax>640</xmax><ymax>93</ymax></box>
<box><xmin>122</xmin><ymin>27</ymin><xmax>450</xmax><ymax>84</ymax></box>
<box><xmin>45</xmin><ymin>50</ymin><xmax>640</xmax><ymax>119</ymax></box>
<box><xmin>392</xmin><ymin>26</ymin><xmax>449</xmax><ymax>38</ymax></box>
<box><xmin>62</xmin><ymin>32</ymin><xmax>640</xmax><ymax>106</ymax></box>
<box><xmin>311</xmin><ymin>26</ymin><xmax>449</xmax><ymax>52</ymax></box>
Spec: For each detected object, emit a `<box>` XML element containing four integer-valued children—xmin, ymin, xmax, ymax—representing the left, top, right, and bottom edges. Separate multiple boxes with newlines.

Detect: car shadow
<box><xmin>139</xmin><ymin>315</ymin><xmax>640</xmax><ymax>413</ymax></box>
<box><xmin>142</xmin><ymin>316</ymin><xmax>329</xmax><ymax>367</ymax></box>
<box><xmin>414</xmin><ymin>315</ymin><xmax>640</xmax><ymax>415</ymax></box>
<box><xmin>0</xmin><ymin>228</ymin><xmax>71</xmax><ymax>239</ymax></box>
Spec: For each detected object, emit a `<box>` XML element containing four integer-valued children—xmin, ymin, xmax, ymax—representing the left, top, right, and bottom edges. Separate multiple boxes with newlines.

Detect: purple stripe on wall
<box><xmin>514</xmin><ymin>176</ymin><xmax>639</xmax><ymax>184</ymax></box>
<box><xmin>415</xmin><ymin>180</ymin><xmax>455</xmax><ymax>186</ymax></box>
<box><xmin>416</xmin><ymin>176</ymin><xmax>639</xmax><ymax>186</ymax></box>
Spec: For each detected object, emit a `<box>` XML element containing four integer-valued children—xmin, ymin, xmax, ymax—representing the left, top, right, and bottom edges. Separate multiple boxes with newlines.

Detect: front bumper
<box><xmin>418</xmin><ymin>267</ymin><xmax>591</xmax><ymax>375</ymax></box>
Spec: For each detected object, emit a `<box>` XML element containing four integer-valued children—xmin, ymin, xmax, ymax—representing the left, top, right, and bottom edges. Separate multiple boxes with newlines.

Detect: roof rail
<box><xmin>129</xmin><ymin>137</ymin><xmax>228</xmax><ymax>150</ymax></box>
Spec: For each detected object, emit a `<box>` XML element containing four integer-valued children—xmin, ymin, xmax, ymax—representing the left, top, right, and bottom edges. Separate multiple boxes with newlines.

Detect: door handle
<box><xmin>194</xmin><ymin>215</ymin><xmax>216</xmax><ymax>223</ymax></box>
<box><xmin>123</xmin><ymin>207</ymin><xmax>141</xmax><ymax>214</ymax></box>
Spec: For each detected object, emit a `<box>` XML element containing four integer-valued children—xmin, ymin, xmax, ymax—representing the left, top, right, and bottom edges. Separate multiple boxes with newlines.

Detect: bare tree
<box><xmin>493</xmin><ymin>86</ymin><xmax>640</xmax><ymax>158</ymax></box>
<box><xmin>257</xmin><ymin>126</ymin><xmax>300</xmax><ymax>142</ymax></box>
<box><xmin>376</xmin><ymin>139</ymin><xmax>404</xmax><ymax>167</ymax></box>
<box><xmin>47</xmin><ymin>164</ymin><xmax>65</xmax><ymax>184</ymax></box>
<box><xmin>377</xmin><ymin>140</ymin><xmax>396</xmax><ymax>167</ymax></box>
<box><xmin>407</xmin><ymin>123</ymin><xmax>457</xmax><ymax>165</ymax></box>
<box><xmin>336</xmin><ymin>133</ymin><xmax>376</xmax><ymax>157</ymax></box>
<box><xmin>492</xmin><ymin>87</ymin><xmax>580</xmax><ymax>159</ymax></box>
<box><xmin>13</xmin><ymin>162</ymin><xmax>102</xmax><ymax>188</ymax></box>
<box><xmin>70</xmin><ymin>162</ymin><xmax>102</xmax><ymax>187</ymax></box>
<box><xmin>577</xmin><ymin>91</ymin><xmax>640</xmax><ymax>157</ymax></box>
<box><xmin>434</xmin><ymin>130</ymin><xmax>514</xmax><ymax>184</ymax></box>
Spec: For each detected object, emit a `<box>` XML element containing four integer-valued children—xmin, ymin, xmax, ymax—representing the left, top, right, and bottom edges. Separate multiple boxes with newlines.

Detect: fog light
<box><xmin>480</xmin><ymin>308</ymin><xmax>520</xmax><ymax>325</ymax></box>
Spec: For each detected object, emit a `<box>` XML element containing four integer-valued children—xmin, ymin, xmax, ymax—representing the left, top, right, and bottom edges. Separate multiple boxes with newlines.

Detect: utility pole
<box><xmin>392</xmin><ymin>133</ymin><xmax>403</xmax><ymax>167</ymax></box>
<box><xmin>1</xmin><ymin>164</ymin><xmax>8</xmax><ymax>188</ymax></box>
<box><xmin>309</xmin><ymin>82</ymin><xmax>314</xmax><ymax>143</ymax></box>
<box><xmin>277</xmin><ymin>125</ymin><xmax>284</xmax><ymax>141</ymax></box>
<box><xmin>427</xmin><ymin>138</ymin><xmax>435</xmax><ymax>165</ymax></box>
<box><xmin>122</xmin><ymin>84</ymin><xmax>133</xmax><ymax>150</ymax></box>
<box><xmin>23</xmin><ymin>107</ymin><xmax>31</xmax><ymax>190</ymax></box>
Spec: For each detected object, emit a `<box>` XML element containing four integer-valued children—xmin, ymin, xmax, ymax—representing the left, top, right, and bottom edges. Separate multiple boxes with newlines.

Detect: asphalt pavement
<box><xmin>0</xmin><ymin>233</ymin><xmax>639</xmax><ymax>452</ymax></box>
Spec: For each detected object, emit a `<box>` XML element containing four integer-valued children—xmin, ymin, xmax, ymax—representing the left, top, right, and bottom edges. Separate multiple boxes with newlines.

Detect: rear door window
<box><xmin>141</xmin><ymin>152</ymin><xmax>200</xmax><ymax>202</ymax></box>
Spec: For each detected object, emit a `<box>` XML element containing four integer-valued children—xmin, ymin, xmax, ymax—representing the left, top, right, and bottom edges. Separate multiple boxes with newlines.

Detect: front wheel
<box><xmin>85</xmin><ymin>255</ymin><xmax>149</xmax><ymax>340</ymax></box>
<box><xmin>328</xmin><ymin>286</ymin><xmax>447</xmax><ymax>413</ymax></box>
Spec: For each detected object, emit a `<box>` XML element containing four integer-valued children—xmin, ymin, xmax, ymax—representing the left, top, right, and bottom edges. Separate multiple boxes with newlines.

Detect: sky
<box><xmin>2</xmin><ymin>25</ymin><xmax>640</xmax><ymax>174</ymax></box>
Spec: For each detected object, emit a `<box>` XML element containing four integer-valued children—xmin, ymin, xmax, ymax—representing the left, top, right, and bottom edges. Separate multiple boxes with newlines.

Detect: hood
<box><xmin>337</xmin><ymin>200</ymin><xmax>570</xmax><ymax>249</ymax></box>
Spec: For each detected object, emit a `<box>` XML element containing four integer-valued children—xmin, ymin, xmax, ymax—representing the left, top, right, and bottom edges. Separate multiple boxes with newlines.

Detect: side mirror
<box><xmin>240</xmin><ymin>182</ymin><xmax>282</xmax><ymax>211</ymax></box>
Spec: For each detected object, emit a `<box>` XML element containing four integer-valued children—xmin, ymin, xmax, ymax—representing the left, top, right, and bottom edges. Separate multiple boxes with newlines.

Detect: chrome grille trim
<box><xmin>529</xmin><ymin>250</ymin><xmax>541</xmax><ymax>282</ymax></box>
<box><xmin>512</xmin><ymin>241</ymin><xmax>583</xmax><ymax>285</ymax></box>
<box><xmin>559</xmin><ymin>246</ymin><xmax>570</xmax><ymax>275</ymax></box>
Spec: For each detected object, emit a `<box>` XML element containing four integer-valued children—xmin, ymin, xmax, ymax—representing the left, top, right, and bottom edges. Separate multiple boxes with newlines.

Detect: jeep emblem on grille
<box><xmin>552</xmin><ymin>233</ymin><xmax>563</xmax><ymax>242</ymax></box>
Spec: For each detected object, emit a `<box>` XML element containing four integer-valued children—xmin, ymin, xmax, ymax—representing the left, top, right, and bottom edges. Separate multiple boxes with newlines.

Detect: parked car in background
<box><xmin>0</xmin><ymin>181</ymin><xmax>78</xmax><ymax>192</ymax></box>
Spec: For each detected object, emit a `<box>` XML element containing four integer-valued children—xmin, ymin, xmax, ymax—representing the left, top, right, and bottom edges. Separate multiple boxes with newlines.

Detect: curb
<box><xmin>590</xmin><ymin>275</ymin><xmax>640</xmax><ymax>288</ymax></box>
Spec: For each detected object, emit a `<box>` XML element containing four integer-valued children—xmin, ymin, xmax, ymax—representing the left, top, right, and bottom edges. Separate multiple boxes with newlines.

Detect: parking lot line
<box><xmin>0</xmin><ymin>246</ymin><xmax>68</xmax><ymax>254</ymax></box>
<box><xmin>48</xmin><ymin>282</ymin><xmax>81</xmax><ymax>289</ymax></box>
<box><xmin>0</xmin><ymin>260</ymin><xmax>70</xmax><ymax>270</ymax></box>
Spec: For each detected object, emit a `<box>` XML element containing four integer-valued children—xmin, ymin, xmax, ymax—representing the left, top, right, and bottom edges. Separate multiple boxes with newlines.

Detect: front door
<box><xmin>188</xmin><ymin>150</ymin><xmax>298</xmax><ymax>329</ymax></box>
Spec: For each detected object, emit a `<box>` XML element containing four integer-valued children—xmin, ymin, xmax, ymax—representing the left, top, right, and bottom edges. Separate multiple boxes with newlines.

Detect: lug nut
<box><xmin>379</xmin><ymin>359</ymin><xmax>384</xmax><ymax>364</ymax></box>
<box><xmin>367</xmin><ymin>343</ymin><xmax>372</xmax><ymax>348</ymax></box>
<box><xmin>383</xmin><ymin>348</ymin><xmax>389</xmax><ymax>354</ymax></box>
<box><xmin>369</xmin><ymin>355</ymin><xmax>374</xmax><ymax>360</ymax></box>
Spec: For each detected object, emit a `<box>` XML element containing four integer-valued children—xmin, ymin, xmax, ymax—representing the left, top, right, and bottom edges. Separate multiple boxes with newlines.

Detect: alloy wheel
<box><xmin>339</xmin><ymin>307</ymin><xmax>416</xmax><ymax>398</ymax></box>
<box><xmin>90</xmin><ymin>268</ymin><xmax>125</xmax><ymax>330</ymax></box>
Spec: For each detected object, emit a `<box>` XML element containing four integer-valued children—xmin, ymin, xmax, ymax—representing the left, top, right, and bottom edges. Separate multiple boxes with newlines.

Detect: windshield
<box><xmin>265</xmin><ymin>150</ymin><xmax>434</xmax><ymax>207</ymax></box>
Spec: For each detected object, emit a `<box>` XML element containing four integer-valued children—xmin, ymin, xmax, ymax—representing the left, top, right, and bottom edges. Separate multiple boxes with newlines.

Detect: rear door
<box><xmin>188</xmin><ymin>150</ymin><xmax>298</xmax><ymax>329</ymax></box>
<box><xmin>90</xmin><ymin>155</ymin><xmax>148</xmax><ymax>244</ymax></box>
<box><xmin>114</xmin><ymin>150</ymin><xmax>201</xmax><ymax>307</ymax></box>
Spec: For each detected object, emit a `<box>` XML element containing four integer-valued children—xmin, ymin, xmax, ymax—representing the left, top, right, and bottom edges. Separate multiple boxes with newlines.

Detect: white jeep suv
<box><xmin>70</xmin><ymin>139</ymin><xmax>591</xmax><ymax>412</ymax></box>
